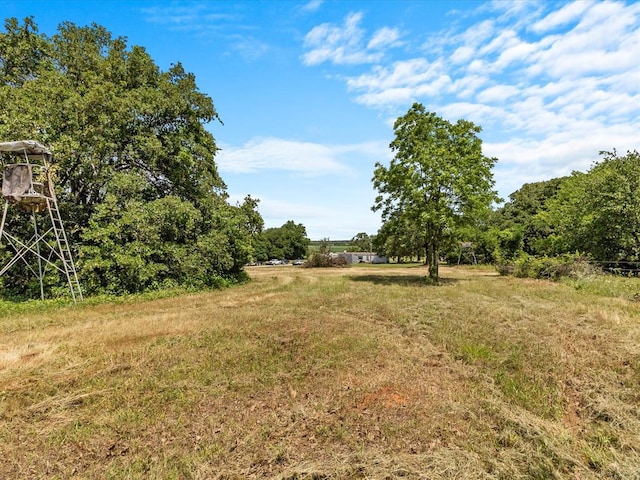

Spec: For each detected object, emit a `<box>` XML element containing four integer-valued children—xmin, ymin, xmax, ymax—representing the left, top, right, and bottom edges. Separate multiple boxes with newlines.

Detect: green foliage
<box><xmin>441</xmin><ymin>210</ymin><xmax>501</xmax><ymax>265</ymax></box>
<box><xmin>495</xmin><ymin>227</ymin><xmax>524</xmax><ymax>263</ymax></box>
<box><xmin>348</xmin><ymin>232</ymin><xmax>372</xmax><ymax>252</ymax></box>
<box><xmin>303</xmin><ymin>252</ymin><xmax>347</xmax><ymax>268</ymax></box>
<box><xmin>79</xmin><ymin>173</ymin><xmax>251</xmax><ymax>294</ymax></box>
<box><xmin>373</xmin><ymin>103</ymin><xmax>499</xmax><ymax>280</ymax></box>
<box><xmin>493</xmin><ymin>177</ymin><xmax>567</xmax><ymax>257</ymax></box>
<box><xmin>503</xmin><ymin>252</ymin><xmax>599</xmax><ymax>280</ymax></box>
<box><xmin>493</xmin><ymin>151</ymin><xmax>640</xmax><ymax>278</ymax></box>
<box><xmin>0</xmin><ymin>17</ymin><xmax>262</xmax><ymax>297</ymax></box>
<box><xmin>542</xmin><ymin>150</ymin><xmax>640</xmax><ymax>262</ymax></box>
<box><xmin>254</xmin><ymin>220</ymin><xmax>309</xmax><ymax>261</ymax></box>
<box><xmin>0</xmin><ymin>17</ymin><xmax>51</xmax><ymax>86</ymax></box>
<box><xmin>373</xmin><ymin>215</ymin><xmax>423</xmax><ymax>262</ymax></box>
<box><xmin>316</xmin><ymin>237</ymin><xmax>333</xmax><ymax>255</ymax></box>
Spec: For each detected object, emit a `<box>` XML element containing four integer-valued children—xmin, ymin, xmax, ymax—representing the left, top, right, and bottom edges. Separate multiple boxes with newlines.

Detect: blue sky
<box><xmin>4</xmin><ymin>1</ymin><xmax>640</xmax><ymax>239</ymax></box>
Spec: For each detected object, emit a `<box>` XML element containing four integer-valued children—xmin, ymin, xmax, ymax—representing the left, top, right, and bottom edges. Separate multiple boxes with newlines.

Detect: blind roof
<box><xmin>0</xmin><ymin>141</ymin><xmax>52</xmax><ymax>161</ymax></box>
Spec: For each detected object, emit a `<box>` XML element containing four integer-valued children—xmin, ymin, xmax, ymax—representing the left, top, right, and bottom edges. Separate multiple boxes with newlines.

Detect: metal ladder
<box><xmin>46</xmin><ymin>196</ymin><xmax>83</xmax><ymax>302</ymax></box>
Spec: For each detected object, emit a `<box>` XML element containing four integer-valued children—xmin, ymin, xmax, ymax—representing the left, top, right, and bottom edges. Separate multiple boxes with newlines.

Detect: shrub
<box><xmin>501</xmin><ymin>252</ymin><xmax>599</xmax><ymax>280</ymax></box>
<box><xmin>303</xmin><ymin>253</ymin><xmax>348</xmax><ymax>268</ymax></box>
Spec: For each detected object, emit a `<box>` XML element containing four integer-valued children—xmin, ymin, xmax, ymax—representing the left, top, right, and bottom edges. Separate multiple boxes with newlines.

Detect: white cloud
<box><xmin>457</xmin><ymin>19</ymin><xmax>496</xmax><ymax>48</ymax></box>
<box><xmin>141</xmin><ymin>5</ymin><xmax>234</xmax><ymax>28</ymax></box>
<box><xmin>300</xmin><ymin>0</ymin><xmax>323</xmax><ymax>14</ymax></box>
<box><xmin>479</xmin><ymin>29</ymin><xmax>519</xmax><ymax>56</ymax></box>
<box><xmin>438</xmin><ymin>102</ymin><xmax>507</xmax><ymax>126</ymax></box>
<box><xmin>302</xmin><ymin>12</ymin><xmax>379</xmax><ymax>65</ymax></box>
<box><xmin>475</xmin><ymin>85</ymin><xmax>520</xmax><ymax>104</ymax></box>
<box><xmin>249</xmin><ymin>195</ymin><xmax>335</xmax><ymax>221</ymax></box>
<box><xmin>531</xmin><ymin>0</ymin><xmax>594</xmax><ymax>33</ymax></box>
<box><xmin>450</xmin><ymin>46</ymin><xmax>475</xmax><ymax>64</ymax></box>
<box><xmin>302</xmin><ymin>12</ymin><xmax>404</xmax><ymax>65</ymax></box>
<box><xmin>217</xmin><ymin>138</ymin><xmax>350</xmax><ymax>176</ymax></box>
<box><xmin>527</xmin><ymin>3</ymin><xmax>640</xmax><ymax>79</ymax></box>
<box><xmin>141</xmin><ymin>4</ymin><xmax>274</xmax><ymax>59</ymax></box>
<box><xmin>494</xmin><ymin>40</ymin><xmax>537</xmax><ymax>70</ymax></box>
<box><xmin>346</xmin><ymin>58</ymin><xmax>453</xmax><ymax>107</ymax></box>
<box><xmin>229</xmin><ymin>35</ymin><xmax>270</xmax><ymax>61</ymax></box>
<box><xmin>256</xmin><ymin>196</ymin><xmax>379</xmax><ymax>240</ymax></box>
<box><xmin>217</xmin><ymin>137</ymin><xmax>389</xmax><ymax>177</ymax></box>
<box><xmin>488</xmin><ymin>0</ymin><xmax>536</xmax><ymax>20</ymax></box>
<box><xmin>225</xmin><ymin>193</ymin><xmax>341</xmax><ymax>238</ymax></box>
<box><xmin>347</xmin><ymin>58</ymin><xmax>438</xmax><ymax>90</ymax></box>
<box><xmin>488</xmin><ymin>121</ymin><xmax>640</xmax><ymax>198</ymax></box>
<box><xmin>449</xmin><ymin>75</ymin><xmax>490</xmax><ymax>99</ymax></box>
<box><xmin>367</xmin><ymin>27</ymin><xmax>402</xmax><ymax>50</ymax></box>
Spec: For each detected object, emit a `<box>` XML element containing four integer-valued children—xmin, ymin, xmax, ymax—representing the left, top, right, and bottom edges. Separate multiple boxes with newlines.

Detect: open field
<box><xmin>307</xmin><ymin>241</ymin><xmax>351</xmax><ymax>254</ymax></box>
<box><xmin>1</xmin><ymin>265</ymin><xmax>639</xmax><ymax>479</ymax></box>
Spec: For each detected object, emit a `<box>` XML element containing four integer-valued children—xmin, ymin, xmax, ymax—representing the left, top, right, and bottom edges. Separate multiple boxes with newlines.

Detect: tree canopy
<box><xmin>253</xmin><ymin>221</ymin><xmax>310</xmax><ymax>262</ymax></box>
<box><xmin>541</xmin><ymin>150</ymin><xmax>640</xmax><ymax>262</ymax></box>
<box><xmin>492</xmin><ymin>177</ymin><xmax>567</xmax><ymax>258</ymax></box>
<box><xmin>0</xmin><ymin>17</ymin><xmax>262</xmax><ymax>298</ymax></box>
<box><xmin>372</xmin><ymin>103</ymin><xmax>499</xmax><ymax>280</ymax></box>
<box><xmin>488</xmin><ymin>150</ymin><xmax>640</xmax><ymax>275</ymax></box>
<box><xmin>348</xmin><ymin>232</ymin><xmax>372</xmax><ymax>252</ymax></box>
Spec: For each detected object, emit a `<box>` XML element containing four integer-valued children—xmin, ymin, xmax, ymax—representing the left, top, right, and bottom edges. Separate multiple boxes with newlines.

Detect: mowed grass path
<box><xmin>1</xmin><ymin>265</ymin><xmax>639</xmax><ymax>479</ymax></box>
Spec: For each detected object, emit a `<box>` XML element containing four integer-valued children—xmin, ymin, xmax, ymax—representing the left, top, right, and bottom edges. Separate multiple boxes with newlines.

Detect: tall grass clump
<box><xmin>498</xmin><ymin>252</ymin><xmax>599</xmax><ymax>280</ymax></box>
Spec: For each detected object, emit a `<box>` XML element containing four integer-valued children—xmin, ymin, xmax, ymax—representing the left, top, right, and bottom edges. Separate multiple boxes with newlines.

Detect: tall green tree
<box><xmin>254</xmin><ymin>221</ymin><xmax>309</xmax><ymax>261</ymax></box>
<box><xmin>372</xmin><ymin>103</ymin><xmax>499</xmax><ymax>280</ymax></box>
<box><xmin>373</xmin><ymin>216</ymin><xmax>422</xmax><ymax>262</ymax></box>
<box><xmin>0</xmin><ymin>17</ymin><xmax>51</xmax><ymax>87</ymax></box>
<box><xmin>1</xmin><ymin>19</ymin><xmax>225</xmax><ymax>222</ymax></box>
<box><xmin>348</xmin><ymin>232</ymin><xmax>372</xmax><ymax>252</ymax></box>
<box><xmin>493</xmin><ymin>177</ymin><xmax>566</xmax><ymax>257</ymax></box>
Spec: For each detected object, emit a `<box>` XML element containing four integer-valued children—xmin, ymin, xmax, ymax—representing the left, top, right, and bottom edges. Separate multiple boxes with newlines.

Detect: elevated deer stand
<box><xmin>457</xmin><ymin>241</ymin><xmax>477</xmax><ymax>265</ymax></box>
<box><xmin>0</xmin><ymin>141</ymin><xmax>82</xmax><ymax>302</ymax></box>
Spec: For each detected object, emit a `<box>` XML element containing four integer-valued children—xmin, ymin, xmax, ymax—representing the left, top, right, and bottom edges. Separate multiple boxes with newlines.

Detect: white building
<box><xmin>337</xmin><ymin>252</ymin><xmax>388</xmax><ymax>264</ymax></box>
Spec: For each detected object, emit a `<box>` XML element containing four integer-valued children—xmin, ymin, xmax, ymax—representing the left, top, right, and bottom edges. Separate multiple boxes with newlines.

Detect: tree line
<box><xmin>0</xmin><ymin>17</ymin><xmax>307</xmax><ymax>298</ymax></box>
<box><xmin>491</xmin><ymin>149</ymin><xmax>640</xmax><ymax>268</ymax></box>
<box><xmin>371</xmin><ymin>103</ymin><xmax>639</xmax><ymax>280</ymax></box>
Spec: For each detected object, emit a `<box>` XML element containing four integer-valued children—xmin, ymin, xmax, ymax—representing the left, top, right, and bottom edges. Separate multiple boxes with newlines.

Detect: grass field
<box><xmin>1</xmin><ymin>265</ymin><xmax>639</xmax><ymax>479</ymax></box>
<box><xmin>307</xmin><ymin>241</ymin><xmax>351</xmax><ymax>254</ymax></box>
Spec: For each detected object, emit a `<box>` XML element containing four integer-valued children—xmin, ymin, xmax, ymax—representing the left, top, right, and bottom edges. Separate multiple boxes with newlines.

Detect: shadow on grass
<box><xmin>347</xmin><ymin>274</ymin><xmax>459</xmax><ymax>286</ymax></box>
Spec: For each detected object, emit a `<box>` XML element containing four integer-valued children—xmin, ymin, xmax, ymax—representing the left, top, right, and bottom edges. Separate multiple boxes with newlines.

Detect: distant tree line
<box><xmin>491</xmin><ymin>149</ymin><xmax>640</xmax><ymax>269</ymax></box>
<box><xmin>253</xmin><ymin>220</ymin><xmax>310</xmax><ymax>262</ymax></box>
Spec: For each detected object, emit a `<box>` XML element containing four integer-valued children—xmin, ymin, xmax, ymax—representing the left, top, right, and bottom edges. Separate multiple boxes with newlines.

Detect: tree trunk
<box><xmin>431</xmin><ymin>244</ymin><xmax>439</xmax><ymax>281</ymax></box>
<box><xmin>425</xmin><ymin>241</ymin><xmax>438</xmax><ymax>281</ymax></box>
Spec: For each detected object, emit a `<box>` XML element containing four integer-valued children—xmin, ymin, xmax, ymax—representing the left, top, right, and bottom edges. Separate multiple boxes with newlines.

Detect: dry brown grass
<box><xmin>1</xmin><ymin>264</ymin><xmax>639</xmax><ymax>479</ymax></box>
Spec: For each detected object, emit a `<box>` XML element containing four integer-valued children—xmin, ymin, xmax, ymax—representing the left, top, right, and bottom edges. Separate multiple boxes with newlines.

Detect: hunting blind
<box><xmin>0</xmin><ymin>140</ymin><xmax>82</xmax><ymax>302</ymax></box>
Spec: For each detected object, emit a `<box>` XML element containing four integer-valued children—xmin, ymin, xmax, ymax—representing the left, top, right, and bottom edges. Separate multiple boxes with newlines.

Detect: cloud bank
<box><xmin>302</xmin><ymin>1</ymin><xmax>640</xmax><ymax>198</ymax></box>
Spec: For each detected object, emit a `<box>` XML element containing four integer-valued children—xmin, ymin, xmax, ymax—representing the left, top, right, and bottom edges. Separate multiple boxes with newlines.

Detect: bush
<box><xmin>303</xmin><ymin>253</ymin><xmax>348</xmax><ymax>268</ymax></box>
<box><xmin>500</xmin><ymin>252</ymin><xmax>599</xmax><ymax>280</ymax></box>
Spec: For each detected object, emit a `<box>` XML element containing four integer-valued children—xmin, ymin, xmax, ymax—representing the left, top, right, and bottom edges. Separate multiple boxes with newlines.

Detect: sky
<box><xmin>4</xmin><ymin>0</ymin><xmax>640</xmax><ymax>240</ymax></box>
